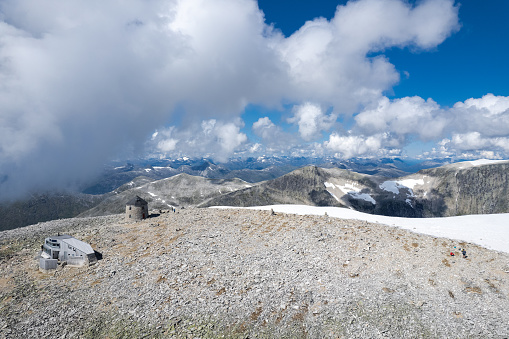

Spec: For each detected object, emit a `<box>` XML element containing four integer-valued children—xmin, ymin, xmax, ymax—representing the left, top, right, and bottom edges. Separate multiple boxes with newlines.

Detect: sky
<box><xmin>1</xmin><ymin>0</ymin><xmax>509</xmax><ymax>200</ymax></box>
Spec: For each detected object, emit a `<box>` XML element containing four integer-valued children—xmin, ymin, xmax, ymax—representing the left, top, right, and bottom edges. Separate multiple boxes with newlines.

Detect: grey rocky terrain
<box><xmin>0</xmin><ymin>193</ymin><xmax>104</xmax><ymax>232</ymax></box>
<box><xmin>203</xmin><ymin>161</ymin><xmax>509</xmax><ymax>218</ymax></box>
<box><xmin>3</xmin><ymin>160</ymin><xmax>507</xmax><ymax>232</ymax></box>
<box><xmin>200</xmin><ymin>166</ymin><xmax>344</xmax><ymax>209</ymax></box>
<box><xmin>1</xmin><ymin>208</ymin><xmax>508</xmax><ymax>338</ymax></box>
<box><xmin>78</xmin><ymin>174</ymin><xmax>253</xmax><ymax>218</ymax></box>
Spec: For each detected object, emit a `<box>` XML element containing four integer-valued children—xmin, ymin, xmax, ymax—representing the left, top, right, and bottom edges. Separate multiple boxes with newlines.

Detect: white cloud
<box><xmin>252</xmin><ymin>117</ymin><xmax>278</xmax><ymax>140</ymax></box>
<box><xmin>450</xmin><ymin>132</ymin><xmax>489</xmax><ymax>151</ymax></box>
<box><xmin>355</xmin><ymin>96</ymin><xmax>447</xmax><ymax>139</ymax></box>
<box><xmin>277</xmin><ymin>0</ymin><xmax>460</xmax><ymax>112</ymax></box>
<box><xmin>350</xmin><ymin>94</ymin><xmax>509</xmax><ymax>158</ymax></box>
<box><xmin>252</xmin><ymin>117</ymin><xmax>298</xmax><ymax>152</ymax></box>
<box><xmin>288</xmin><ymin>103</ymin><xmax>337</xmax><ymax>141</ymax></box>
<box><xmin>0</xmin><ymin>0</ymin><xmax>461</xmax><ymax>199</ymax></box>
<box><xmin>421</xmin><ymin>95</ymin><xmax>509</xmax><ymax>157</ymax></box>
<box><xmin>249</xmin><ymin>143</ymin><xmax>262</xmax><ymax>153</ymax></box>
<box><xmin>157</xmin><ymin>139</ymin><xmax>178</xmax><ymax>153</ymax></box>
<box><xmin>451</xmin><ymin>94</ymin><xmax>509</xmax><ymax>137</ymax></box>
<box><xmin>456</xmin><ymin>93</ymin><xmax>509</xmax><ymax>116</ymax></box>
<box><xmin>214</xmin><ymin>121</ymin><xmax>248</xmax><ymax>159</ymax></box>
<box><xmin>149</xmin><ymin>119</ymin><xmax>247</xmax><ymax>162</ymax></box>
<box><xmin>324</xmin><ymin>133</ymin><xmax>398</xmax><ymax>159</ymax></box>
<box><xmin>445</xmin><ymin>132</ymin><xmax>509</xmax><ymax>153</ymax></box>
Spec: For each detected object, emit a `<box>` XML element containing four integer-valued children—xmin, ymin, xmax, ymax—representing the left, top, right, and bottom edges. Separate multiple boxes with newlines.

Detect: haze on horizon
<box><xmin>1</xmin><ymin>0</ymin><xmax>508</xmax><ymax>201</ymax></box>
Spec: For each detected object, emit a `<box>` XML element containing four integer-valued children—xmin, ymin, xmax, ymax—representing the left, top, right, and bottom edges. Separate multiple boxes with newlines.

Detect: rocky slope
<box><xmin>3</xmin><ymin>160</ymin><xmax>509</xmax><ymax>232</ymax></box>
<box><xmin>1</xmin><ymin>208</ymin><xmax>508</xmax><ymax>338</ymax></box>
<box><xmin>199</xmin><ymin>166</ymin><xmax>345</xmax><ymax>208</ymax></box>
<box><xmin>203</xmin><ymin>161</ymin><xmax>509</xmax><ymax>218</ymax></box>
<box><xmin>81</xmin><ymin>156</ymin><xmax>414</xmax><ymax>195</ymax></box>
<box><xmin>0</xmin><ymin>193</ymin><xmax>104</xmax><ymax>232</ymax></box>
<box><xmin>79</xmin><ymin>173</ymin><xmax>253</xmax><ymax>217</ymax></box>
<box><xmin>413</xmin><ymin>161</ymin><xmax>509</xmax><ymax>216</ymax></box>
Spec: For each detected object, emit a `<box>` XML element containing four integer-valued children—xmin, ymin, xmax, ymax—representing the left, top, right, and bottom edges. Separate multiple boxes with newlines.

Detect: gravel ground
<box><xmin>1</xmin><ymin>208</ymin><xmax>509</xmax><ymax>338</ymax></box>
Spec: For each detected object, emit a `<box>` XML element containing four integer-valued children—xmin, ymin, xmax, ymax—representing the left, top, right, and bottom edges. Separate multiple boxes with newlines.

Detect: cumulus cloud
<box><xmin>252</xmin><ymin>117</ymin><xmax>281</xmax><ymax>141</ymax></box>
<box><xmin>450</xmin><ymin>94</ymin><xmax>509</xmax><ymax>137</ymax></box>
<box><xmin>277</xmin><ymin>0</ymin><xmax>460</xmax><ymax>112</ymax></box>
<box><xmin>287</xmin><ymin>103</ymin><xmax>337</xmax><ymax>141</ymax></box>
<box><xmin>355</xmin><ymin>96</ymin><xmax>447</xmax><ymax>140</ymax></box>
<box><xmin>150</xmin><ymin>119</ymin><xmax>247</xmax><ymax>162</ymax></box>
<box><xmin>443</xmin><ymin>132</ymin><xmax>509</xmax><ymax>154</ymax></box>
<box><xmin>427</xmin><ymin>94</ymin><xmax>509</xmax><ymax>156</ymax></box>
<box><xmin>344</xmin><ymin>93</ymin><xmax>509</xmax><ymax>158</ymax></box>
<box><xmin>324</xmin><ymin>132</ymin><xmax>400</xmax><ymax>159</ymax></box>
<box><xmin>0</xmin><ymin>0</ymin><xmax>461</xmax><ymax>200</ymax></box>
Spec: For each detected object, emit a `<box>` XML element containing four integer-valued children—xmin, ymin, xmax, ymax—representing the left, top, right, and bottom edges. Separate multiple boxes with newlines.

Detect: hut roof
<box><xmin>126</xmin><ymin>195</ymin><xmax>148</xmax><ymax>207</ymax></box>
<box><xmin>61</xmin><ymin>237</ymin><xmax>95</xmax><ymax>255</ymax></box>
<box><xmin>46</xmin><ymin>235</ymin><xmax>95</xmax><ymax>254</ymax></box>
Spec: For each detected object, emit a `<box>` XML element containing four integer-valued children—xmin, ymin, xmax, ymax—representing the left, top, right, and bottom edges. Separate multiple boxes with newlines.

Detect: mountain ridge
<box><xmin>2</xmin><ymin>158</ymin><xmax>509</xmax><ymax>230</ymax></box>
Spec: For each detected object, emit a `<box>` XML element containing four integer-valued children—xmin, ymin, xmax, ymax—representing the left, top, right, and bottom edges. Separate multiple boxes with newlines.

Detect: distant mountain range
<box><xmin>80</xmin><ymin>156</ymin><xmax>447</xmax><ymax>195</ymax></box>
<box><xmin>203</xmin><ymin>159</ymin><xmax>509</xmax><ymax>217</ymax></box>
<box><xmin>78</xmin><ymin>174</ymin><xmax>253</xmax><ymax>217</ymax></box>
<box><xmin>2</xmin><ymin>156</ymin><xmax>503</xmax><ymax>231</ymax></box>
<box><xmin>80</xmin><ymin>158</ymin><xmax>509</xmax><ymax>220</ymax></box>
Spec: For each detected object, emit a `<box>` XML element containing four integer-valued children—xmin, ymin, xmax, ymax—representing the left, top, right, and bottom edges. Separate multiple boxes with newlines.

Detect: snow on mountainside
<box><xmin>3</xmin><ymin>157</ymin><xmax>509</xmax><ymax>231</ymax></box>
<box><xmin>458</xmin><ymin>159</ymin><xmax>509</xmax><ymax>168</ymax></box>
<box><xmin>81</xmin><ymin>156</ymin><xmax>420</xmax><ymax>195</ymax></box>
<box><xmin>206</xmin><ymin>160</ymin><xmax>509</xmax><ymax>219</ymax></box>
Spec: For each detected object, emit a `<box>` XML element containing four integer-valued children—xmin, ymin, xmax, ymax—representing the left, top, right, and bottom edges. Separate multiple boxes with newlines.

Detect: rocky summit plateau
<box><xmin>1</xmin><ymin>208</ymin><xmax>509</xmax><ymax>338</ymax></box>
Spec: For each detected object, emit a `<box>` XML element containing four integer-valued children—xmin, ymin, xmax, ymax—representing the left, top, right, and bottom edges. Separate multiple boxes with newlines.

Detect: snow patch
<box><xmin>148</xmin><ymin>192</ymin><xmax>157</xmax><ymax>197</ymax></box>
<box><xmin>327</xmin><ymin>191</ymin><xmax>340</xmax><ymax>202</ymax></box>
<box><xmin>325</xmin><ymin>182</ymin><xmax>375</xmax><ymax>205</ymax></box>
<box><xmin>350</xmin><ymin>192</ymin><xmax>376</xmax><ymax>205</ymax></box>
<box><xmin>379</xmin><ymin>181</ymin><xmax>400</xmax><ymax>194</ymax></box>
<box><xmin>144</xmin><ymin>168</ymin><xmax>152</xmax><ymax>173</ymax></box>
<box><xmin>324</xmin><ymin>182</ymin><xmax>335</xmax><ymax>189</ymax></box>
<box><xmin>457</xmin><ymin>159</ymin><xmax>509</xmax><ymax>169</ymax></box>
<box><xmin>397</xmin><ymin>178</ymin><xmax>424</xmax><ymax>189</ymax></box>
<box><xmin>380</xmin><ymin>178</ymin><xmax>424</xmax><ymax>197</ymax></box>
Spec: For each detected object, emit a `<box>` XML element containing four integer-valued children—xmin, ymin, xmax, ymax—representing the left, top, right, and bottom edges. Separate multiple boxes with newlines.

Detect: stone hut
<box><xmin>40</xmin><ymin>234</ymin><xmax>97</xmax><ymax>270</ymax></box>
<box><xmin>126</xmin><ymin>196</ymin><xmax>148</xmax><ymax>221</ymax></box>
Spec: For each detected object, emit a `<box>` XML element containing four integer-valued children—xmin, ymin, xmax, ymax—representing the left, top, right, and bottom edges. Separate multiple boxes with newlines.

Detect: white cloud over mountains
<box><xmin>355</xmin><ymin>96</ymin><xmax>447</xmax><ymax>140</ymax></box>
<box><xmin>351</xmin><ymin>94</ymin><xmax>509</xmax><ymax>158</ymax></box>
<box><xmin>288</xmin><ymin>103</ymin><xmax>337</xmax><ymax>141</ymax></box>
<box><xmin>151</xmin><ymin>119</ymin><xmax>247</xmax><ymax>162</ymax></box>
<box><xmin>0</xmin><ymin>0</ymin><xmax>492</xmax><ymax>200</ymax></box>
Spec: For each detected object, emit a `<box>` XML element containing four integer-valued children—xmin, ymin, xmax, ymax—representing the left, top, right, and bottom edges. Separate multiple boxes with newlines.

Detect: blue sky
<box><xmin>259</xmin><ymin>0</ymin><xmax>509</xmax><ymax>107</ymax></box>
<box><xmin>1</xmin><ymin>0</ymin><xmax>509</xmax><ymax>198</ymax></box>
<box><xmin>252</xmin><ymin>0</ymin><xmax>509</xmax><ymax>157</ymax></box>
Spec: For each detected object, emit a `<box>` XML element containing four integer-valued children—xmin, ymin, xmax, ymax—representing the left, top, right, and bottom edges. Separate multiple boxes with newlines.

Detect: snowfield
<box><xmin>324</xmin><ymin>181</ymin><xmax>376</xmax><ymax>204</ymax></box>
<box><xmin>214</xmin><ymin>205</ymin><xmax>509</xmax><ymax>254</ymax></box>
<box><xmin>463</xmin><ymin>159</ymin><xmax>509</xmax><ymax>167</ymax></box>
<box><xmin>379</xmin><ymin>178</ymin><xmax>424</xmax><ymax>196</ymax></box>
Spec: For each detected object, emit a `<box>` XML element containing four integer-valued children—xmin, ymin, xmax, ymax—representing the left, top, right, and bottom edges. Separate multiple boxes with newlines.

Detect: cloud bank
<box><xmin>0</xmin><ymin>0</ymin><xmax>464</xmax><ymax>200</ymax></box>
